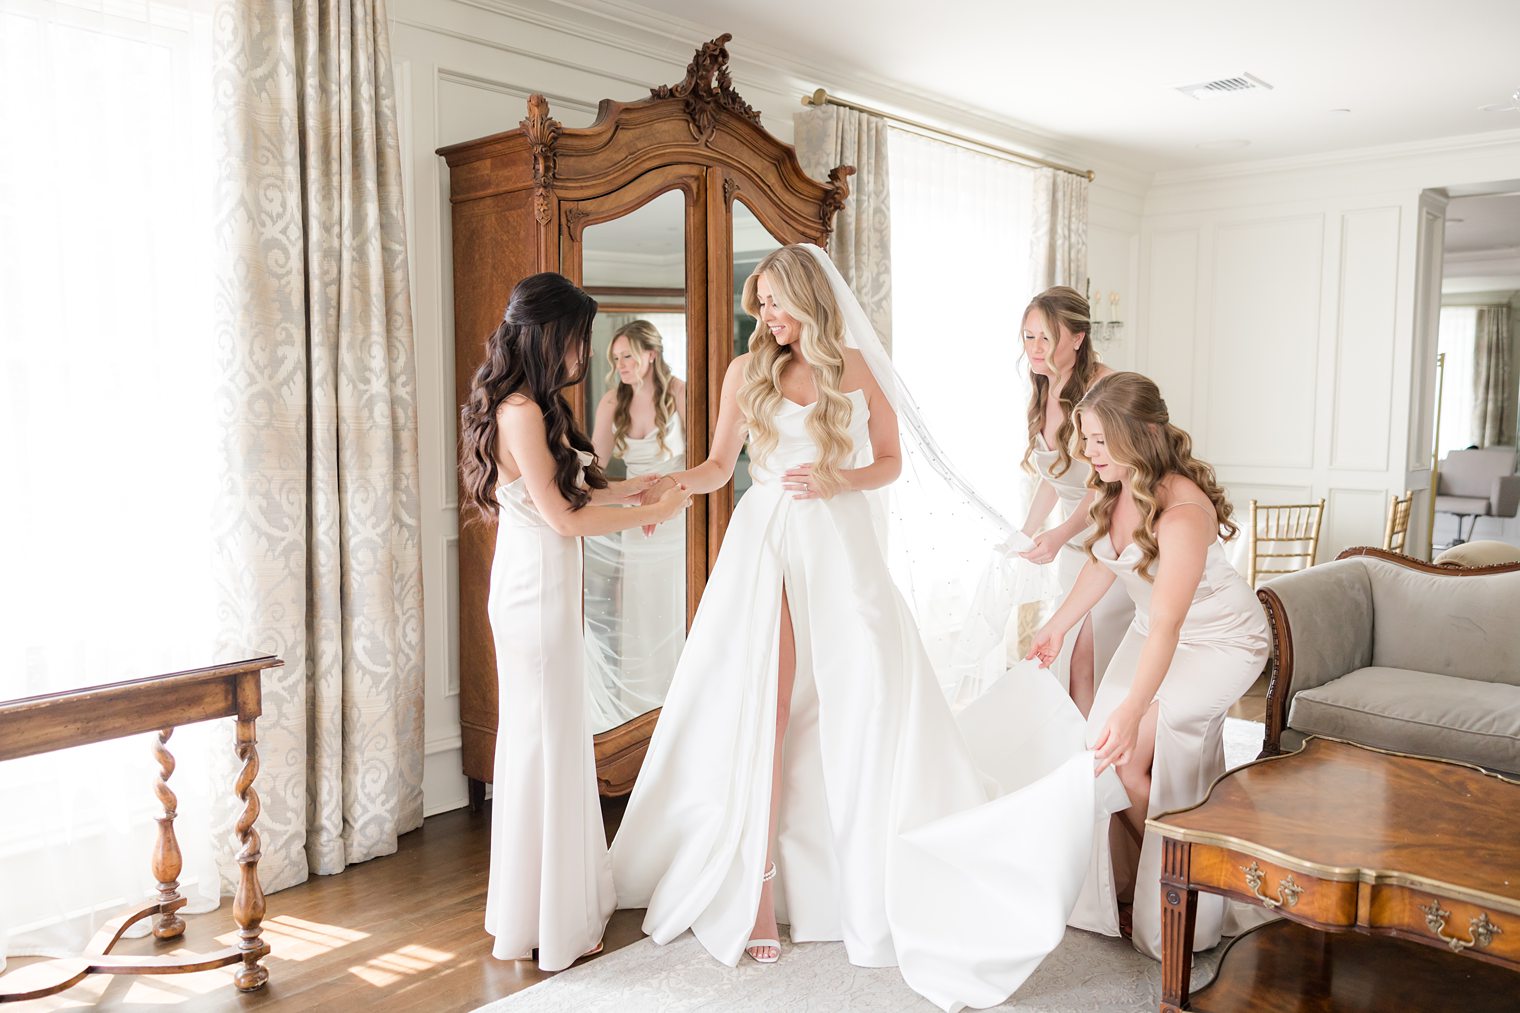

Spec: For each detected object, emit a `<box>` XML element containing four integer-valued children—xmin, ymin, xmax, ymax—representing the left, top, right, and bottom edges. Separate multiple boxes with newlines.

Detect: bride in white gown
<box><xmin>610</xmin><ymin>245</ymin><xmax>1126</xmax><ymax>1012</ymax></box>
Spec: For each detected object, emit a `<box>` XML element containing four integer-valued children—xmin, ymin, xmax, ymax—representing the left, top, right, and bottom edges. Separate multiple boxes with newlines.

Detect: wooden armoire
<box><xmin>437</xmin><ymin>35</ymin><xmax>853</xmax><ymax>805</ymax></box>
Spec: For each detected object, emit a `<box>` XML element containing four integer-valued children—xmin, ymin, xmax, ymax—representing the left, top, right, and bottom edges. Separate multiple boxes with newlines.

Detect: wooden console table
<box><xmin>1148</xmin><ymin>736</ymin><xmax>1519</xmax><ymax>1012</ymax></box>
<box><xmin>1149</xmin><ymin>733</ymin><xmax>1520</xmax><ymax>1009</ymax></box>
<box><xmin>0</xmin><ymin>656</ymin><xmax>283</xmax><ymax>1003</ymax></box>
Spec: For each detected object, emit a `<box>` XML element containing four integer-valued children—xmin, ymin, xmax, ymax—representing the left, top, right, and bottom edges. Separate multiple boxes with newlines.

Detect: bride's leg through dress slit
<box><xmin>749</xmin><ymin>585</ymin><xmax>796</xmax><ymax>962</ymax></box>
<box><xmin>1068</xmin><ymin>613</ymin><xmax>1097</xmax><ymax>716</ymax></box>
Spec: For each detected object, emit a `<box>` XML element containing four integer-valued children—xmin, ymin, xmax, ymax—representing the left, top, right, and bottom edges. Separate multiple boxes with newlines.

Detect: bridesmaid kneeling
<box><xmin>1028</xmin><ymin>372</ymin><xmax>1269</xmax><ymax>959</ymax></box>
<box><xmin>459</xmin><ymin>273</ymin><xmax>689</xmax><ymax>970</ymax></box>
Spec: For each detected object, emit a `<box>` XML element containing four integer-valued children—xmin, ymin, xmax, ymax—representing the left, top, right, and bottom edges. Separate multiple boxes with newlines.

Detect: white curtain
<box><xmin>1030</xmin><ymin>167</ymin><xmax>1089</xmax><ymax>292</ymax></box>
<box><xmin>887</xmin><ymin>127</ymin><xmax>1037</xmax><ymax>523</ymax></box>
<box><xmin>794</xmin><ymin>103</ymin><xmax>894</xmax><ymax>353</ymax></box>
<box><xmin>0</xmin><ymin>0</ymin><xmax>222</xmax><ymax>969</ymax></box>
<box><xmin>1438</xmin><ymin>306</ymin><xmax>1479</xmax><ymax>457</ymax></box>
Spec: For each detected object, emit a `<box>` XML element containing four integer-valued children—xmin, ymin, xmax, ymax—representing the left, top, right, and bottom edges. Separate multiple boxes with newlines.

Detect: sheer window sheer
<box><xmin>1438</xmin><ymin>306</ymin><xmax>1478</xmax><ymax>457</ymax></box>
<box><xmin>887</xmin><ymin>127</ymin><xmax>1037</xmax><ymax>523</ymax></box>
<box><xmin>0</xmin><ymin>0</ymin><xmax>219</xmax><ymax>967</ymax></box>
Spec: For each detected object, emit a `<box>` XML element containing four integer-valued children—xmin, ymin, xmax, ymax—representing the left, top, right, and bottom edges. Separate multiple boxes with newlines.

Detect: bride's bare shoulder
<box><xmin>841</xmin><ymin>347</ymin><xmax>874</xmax><ymax>393</ymax></box>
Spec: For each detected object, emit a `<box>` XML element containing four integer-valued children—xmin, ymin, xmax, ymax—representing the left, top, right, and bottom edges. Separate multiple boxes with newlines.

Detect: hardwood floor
<box><xmin>10</xmin><ymin>799</ymin><xmax>643</xmax><ymax>1012</ymax></box>
<box><xmin>11</xmin><ymin>699</ymin><xmax>1272</xmax><ymax>1011</ymax></box>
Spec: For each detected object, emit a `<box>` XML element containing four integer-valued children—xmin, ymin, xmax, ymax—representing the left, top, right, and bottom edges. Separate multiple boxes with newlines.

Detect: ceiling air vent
<box><xmin>1176</xmin><ymin>73</ymin><xmax>1274</xmax><ymax>101</ymax></box>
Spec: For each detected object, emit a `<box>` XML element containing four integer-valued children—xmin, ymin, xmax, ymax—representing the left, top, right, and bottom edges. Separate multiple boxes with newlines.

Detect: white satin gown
<box><xmin>1067</xmin><ymin>519</ymin><xmax>1272</xmax><ymax>958</ymax></box>
<box><xmin>1030</xmin><ymin>433</ymin><xmax>1134</xmax><ymax>695</ymax></box>
<box><xmin>485</xmin><ymin>451</ymin><xmax>615</xmax><ymax>971</ymax></box>
<box><xmin>617</xmin><ymin>412</ymin><xmax>686</xmax><ymax>702</ymax></box>
<box><xmin>610</xmin><ymin>390</ymin><xmax>1127</xmax><ymax>1012</ymax></box>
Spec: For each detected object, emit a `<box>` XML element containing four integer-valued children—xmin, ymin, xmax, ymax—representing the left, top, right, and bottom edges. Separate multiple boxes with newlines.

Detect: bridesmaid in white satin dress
<box><xmin>1027</xmin><ymin>371</ymin><xmax>1270</xmax><ymax>960</ymax></box>
<box><xmin>1017</xmin><ymin>286</ymin><xmax>1133</xmax><ymax>715</ymax></box>
<box><xmin>458</xmin><ymin>273</ymin><xmax>688</xmax><ymax>971</ymax></box>
<box><xmin>612</xmin><ymin>245</ymin><xmax>1125</xmax><ymax>1012</ymax></box>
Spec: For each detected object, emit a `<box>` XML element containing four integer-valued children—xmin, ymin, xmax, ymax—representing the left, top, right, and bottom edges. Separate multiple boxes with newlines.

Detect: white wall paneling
<box><xmin>1330</xmin><ymin>207</ymin><xmax>1401</xmax><ymax>472</ymax></box>
<box><xmin>1207</xmin><ymin>214</ymin><xmax>1324</xmax><ymax>470</ymax></box>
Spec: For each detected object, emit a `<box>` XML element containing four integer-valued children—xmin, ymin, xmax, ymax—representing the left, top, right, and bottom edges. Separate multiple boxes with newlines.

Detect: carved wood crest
<box><xmin>521</xmin><ymin>93</ymin><xmax>562</xmax><ymax>226</ymax></box>
<box><xmin>651</xmin><ymin>33</ymin><xmax>763</xmax><ymax>144</ymax></box>
<box><xmin>819</xmin><ymin>164</ymin><xmax>855</xmax><ymax>241</ymax></box>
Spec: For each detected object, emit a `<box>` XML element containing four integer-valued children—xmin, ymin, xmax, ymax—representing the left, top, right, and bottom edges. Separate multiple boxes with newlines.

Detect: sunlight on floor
<box><xmin>348</xmin><ymin>944</ymin><xmax>457</xmax><ymax>987</ymax></box>
<box><xmin>214</xmin><ymin>914</ymin><xmax>371</xmax><ymax>962</ymax></box>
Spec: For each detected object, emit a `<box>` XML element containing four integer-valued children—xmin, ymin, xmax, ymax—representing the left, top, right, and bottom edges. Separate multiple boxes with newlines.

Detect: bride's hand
<box><xmin>1025</xmin><ymin>624</ymin><xmax>1064</xmax><ymax>668</ymax></box>
<box><xmin>634</xmin><ymin>474</ymin><xmax>677</xmax><ymax>506</ymax></box>
<box><xmin>782</xmin><ymin>463</ymin><xmax>831</xmax><ymax>500</ymax></box>
<box><xmin>1018</xmin><ymin>528</ymin><xmax>1064</xmax><ymax>565</ymax></box>
<box><xmin>1092</xmin><ymin>699</ymin><xmax>1144</xmax><ymax>776</ymax></box>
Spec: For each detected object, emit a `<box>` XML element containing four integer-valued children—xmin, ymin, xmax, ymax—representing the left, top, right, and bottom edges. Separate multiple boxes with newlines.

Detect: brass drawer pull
<box><xmin>1241</xmin><ymin>861</ymin><xmax>1302</xmax><ymax>910</ymax></box>
<box><xmin>1417</xmin><ymin>900</ymin><xmax>1504</xmax><ymax>953</ymax></box>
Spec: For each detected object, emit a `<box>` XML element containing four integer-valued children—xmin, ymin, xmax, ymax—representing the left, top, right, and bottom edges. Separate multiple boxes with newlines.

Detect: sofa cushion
<box><xmin>1288</xmin><ymin>667</ymin><xmax>1520</xmax><ymax>775</ymax></box>
<box><xmin>1360</xmin><ymin>558</ymin><xmax>1520</xmax><ymax>686</ymax></box>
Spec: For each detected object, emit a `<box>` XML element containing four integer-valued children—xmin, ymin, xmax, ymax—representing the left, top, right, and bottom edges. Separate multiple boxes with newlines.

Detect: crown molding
<box><xmin>1150</xmin><ymin>127</ymin><xmax>1520</xmax><ymax>189</ymax></box>
<box><xmin>437</xmin><ymin>0</ymin><xmax>1154</xmax><ymax>199</ymax></box>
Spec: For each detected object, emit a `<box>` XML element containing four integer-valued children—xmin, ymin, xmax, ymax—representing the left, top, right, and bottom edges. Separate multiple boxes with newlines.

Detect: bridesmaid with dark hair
<box><xmin>459</xmin><ymin>272</ymin><xmax>688</xmax><ymax>970</ymax></box>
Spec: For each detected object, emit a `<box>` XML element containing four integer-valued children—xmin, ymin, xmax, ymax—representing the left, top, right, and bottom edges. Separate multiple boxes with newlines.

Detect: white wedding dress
<box><xmin>610</xmin><ymin>390</ymin><xmax>1128</xmax><ymax>1012</ymax></box>
<box><xmin>584</xmin><ymin>413</ymin><xmax>689</xmax><ymax>731</ymax></box>
<box><xmin>485</xmin><ymin>450</ymin><xmax>615</xmax><ymax>971</ymax></box>
<box><xmin>1067</xmin><ymin>520</ymin><xmax>1272</xmax><ymax>957</ymax></box>
<box><xmin>1029</xmin><ymin>433</ymin><xmax>1134</xmax><ymax>694</ymax></box>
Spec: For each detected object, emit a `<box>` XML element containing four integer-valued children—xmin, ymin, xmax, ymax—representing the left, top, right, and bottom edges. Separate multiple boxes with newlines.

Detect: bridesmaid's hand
<box><xmin>1018</xmin><ymin>528</ymin><xmax>1065</xmax><ymax>565</ymax></box>
<box><xmin>782</xmin><ymin>463</ymin><xmax>832</xmax><ymax>500</ymax></box>
<box><xmin>1092</xmin><ymin>700</ymin><xmax>1144</xmax><ymax>776</ymax></box>
<box><xmin>651</xmin><ymin>482</ymin><xmax>691</xmax><ymax>524</ymax></box>
<box><xmin>609</xmin><ymin>474</ymin><xmax>662</xmax><ymax>503</ymax></box>
<box><xmin>1025</xmin><ymin>624</ymin><xmax>1064</xmax><ymax>668</ymax></box>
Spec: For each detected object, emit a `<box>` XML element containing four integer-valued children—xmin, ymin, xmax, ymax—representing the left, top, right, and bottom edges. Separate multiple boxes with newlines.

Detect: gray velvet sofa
<box><xmin>1258</xmin><ymin>547</ymin><xmax>1520</xmax><ymax>776</ymax></box>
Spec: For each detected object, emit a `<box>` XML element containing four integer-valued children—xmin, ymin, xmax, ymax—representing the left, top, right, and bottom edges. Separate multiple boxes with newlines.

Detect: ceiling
<box><xmin>1445</xmin><ymin>193</ymin><xmax>1520</xmax><ymax>256</ymax></box>
<box><xmin>621</xmin><ymin>0</ymin><xmax>1520</xmax><ymax>171</ymax></box>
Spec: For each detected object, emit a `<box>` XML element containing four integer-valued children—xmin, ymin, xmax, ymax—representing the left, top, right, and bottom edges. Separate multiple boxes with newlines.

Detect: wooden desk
<box><xmin>1148</xmin><ymin>736</ymin><xmax>1520</xmax><ymax>1012</ymax></box>
<box><xmin>0</xmin><ymin>656</ymin><xmax>283</xmax><ymax>1003</ymax></box>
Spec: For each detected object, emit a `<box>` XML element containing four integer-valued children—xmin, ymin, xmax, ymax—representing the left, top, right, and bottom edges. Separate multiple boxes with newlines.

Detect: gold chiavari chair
<box><xmin>1382</xmin><ymin>489</ymin><xmax>1414</xmax><ymax>554</ymax></box>
<box><xmin>1247</xmin><ymin>498</ymin><xmax>1326</xmax><ymax>586</ymax></box>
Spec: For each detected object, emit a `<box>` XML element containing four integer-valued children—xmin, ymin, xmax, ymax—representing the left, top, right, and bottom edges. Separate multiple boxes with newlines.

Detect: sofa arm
<box><xmin>1492</xmin><ymin>474</ymin><xmax>1520</xmax><ymax>519</ymax></box>
<box><xmin>1256</xmin><ymin>559</ymin><xmax>1375</xmax><ymax>755</ymax></box>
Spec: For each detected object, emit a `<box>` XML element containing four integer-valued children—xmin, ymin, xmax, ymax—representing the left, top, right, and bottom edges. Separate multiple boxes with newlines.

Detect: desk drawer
<box><xmin>1189</xmin><ymin>847</ymin><xmax>1357</xmax><ymax>927</ymax></box>
<box><xmin>1368</xmin><ymin>885</ymin><xmax>1517</xmax><ymax>962</ymax></box>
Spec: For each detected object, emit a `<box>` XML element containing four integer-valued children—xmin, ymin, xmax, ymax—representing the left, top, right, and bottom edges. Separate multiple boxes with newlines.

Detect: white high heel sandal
<box><xmin>745</xmin><ymin>862</ymin><xmax>780</xmax><ymax>964</ymax></box>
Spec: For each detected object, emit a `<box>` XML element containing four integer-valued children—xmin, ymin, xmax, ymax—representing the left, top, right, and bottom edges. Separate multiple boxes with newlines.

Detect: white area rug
<box><xmin>473</xmin><ymin>720</ymin><xmax>1263</xmax><ymax>1013</ymax></box>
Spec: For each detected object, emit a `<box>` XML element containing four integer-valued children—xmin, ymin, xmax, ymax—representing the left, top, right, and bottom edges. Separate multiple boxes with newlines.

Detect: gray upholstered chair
<box><xmin>1257</xmin><ymin>547</ymin><xmax>1520</xmax><ymax>776</ymax></box>
<box><xmin>1435</xmin><ymin>447</ymin><xmax>1520</xmax><ymax>545</ymax></box>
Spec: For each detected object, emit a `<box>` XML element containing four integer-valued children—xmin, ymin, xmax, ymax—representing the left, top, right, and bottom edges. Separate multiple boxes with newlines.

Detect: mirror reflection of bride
<box><xmin>585</xmin><ymin>321</ymin><xmax>689</xmax><ymax>730</ymax></box>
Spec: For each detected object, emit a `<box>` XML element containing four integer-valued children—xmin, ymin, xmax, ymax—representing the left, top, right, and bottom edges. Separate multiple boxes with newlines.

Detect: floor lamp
<box><xmin>1427</xmin><ymin>351</ymin><xmax>1446</xmax><ymax>559</ymax></box>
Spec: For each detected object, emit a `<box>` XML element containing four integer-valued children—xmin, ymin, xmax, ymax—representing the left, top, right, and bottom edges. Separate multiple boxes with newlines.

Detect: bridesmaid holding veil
<box><xmin>1017</xmin><ymin>286</ymin><xmax>1133</xmax><ymax>715</ymax></box>
<box><xmin>458</xmin><ymin>273</ymin><xmax>688</xmax><ymax>971</ymax></box>
<box><xmin>1028</xmin><ymin>371</ymin><xmax>1270</xmax><ymax>959</ymax></box>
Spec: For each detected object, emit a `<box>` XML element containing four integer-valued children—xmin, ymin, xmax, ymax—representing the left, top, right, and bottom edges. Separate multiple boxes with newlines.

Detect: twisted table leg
<box><xmin>232</xmin><ymin>717</ymin><xmax>268</xmax><ymax>991</ymax></box>
<box><xmin>151</xmin><ymin>728</ymin><xmax>187</xmax><ymax>940</ymax></box>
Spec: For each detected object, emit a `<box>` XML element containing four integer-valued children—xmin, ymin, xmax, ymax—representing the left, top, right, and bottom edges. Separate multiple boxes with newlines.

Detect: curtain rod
<box><xmin>801</xmin><ymin>88</ymin><xmax>1095</xmax><ymax>182</ymax></box>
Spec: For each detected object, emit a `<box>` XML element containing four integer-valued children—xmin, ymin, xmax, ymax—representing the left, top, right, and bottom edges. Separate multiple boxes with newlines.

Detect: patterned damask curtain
<box><xmin>1472</xmin><ymin>305</ymin><xmax>1514</xmax><ymax>447</ymax></box>
<box><xmin>794</xmin><ymin>104</ymin><xmax>894</xmax><ymax>354</ymax></box>
<box><xmin>211</xmin><ymin>0</ymin><xmax>424</xmax><ymax>892</ymax></box>
<box><xmin>1030</xmin><ymin>167</ymin><xmax>1089</xmax><ymax>292</ymax></box>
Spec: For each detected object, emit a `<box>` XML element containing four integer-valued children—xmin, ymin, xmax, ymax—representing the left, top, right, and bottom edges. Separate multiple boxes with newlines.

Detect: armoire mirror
<box><xmin>439</xmin><ymin>34</ymin><xmax>853</xmax><ymax>802</ymax></box>
<box><xmin>580</xmin><ymin>190</ymin><xmax>691</xmax><ymax>735</ymax></box>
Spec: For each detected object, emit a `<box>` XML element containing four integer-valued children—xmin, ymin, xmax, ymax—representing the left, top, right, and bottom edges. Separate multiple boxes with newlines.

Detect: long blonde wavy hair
<box><xmin>1075</xmin><ymin>372</ymin><xmax>1237</xmax><ymax>582</ymax></box>
<box><xmin>606</xmin><ymin>319</ymin><xmax>679</xmax><ymax>457</ymax></box>
<box><xmin>738</xmin><ymin>246</ymin><xmax>854</xmax><ymax>497</ymax></box>
<box><xmin>1021</xmin><ymin>286</ymin><xmax>1099</xmax><ymax>479</ymax></box>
